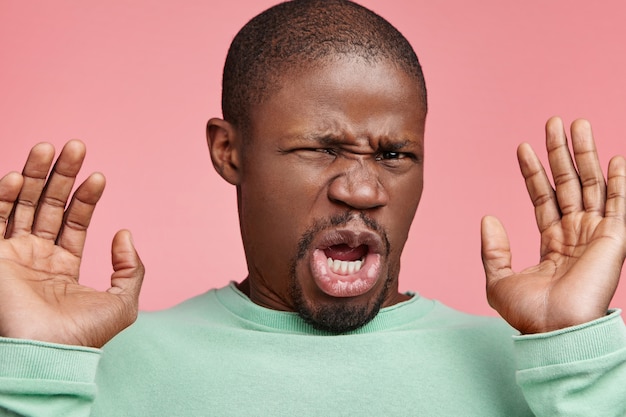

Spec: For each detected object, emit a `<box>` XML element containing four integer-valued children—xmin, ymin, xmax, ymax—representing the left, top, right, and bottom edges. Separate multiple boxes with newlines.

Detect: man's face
<box><xmin>237</xmin><ymin>57</ymin><xmax>425</xmax><ymax>332</ymax></box>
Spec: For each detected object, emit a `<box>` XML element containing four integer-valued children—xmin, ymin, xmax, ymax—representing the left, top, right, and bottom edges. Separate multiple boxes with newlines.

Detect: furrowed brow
<box><xmin>317</xmin><ymin>136</ymin><xmax>344</xmax><ymax>147</ymax></box>
<box><xmin>282</xmin><ymin>132</ymin><xmax>342</xmax><ymax>145</ymax></box>
<box><xmin>381</xmin><ymin>140</ymin><xmax>411</xmax><ymax>150</ymax></box>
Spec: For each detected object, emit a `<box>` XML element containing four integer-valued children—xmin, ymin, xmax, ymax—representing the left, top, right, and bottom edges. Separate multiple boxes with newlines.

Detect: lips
<box><xmin>310</xmin><ymin>228</ymin><xmax>384</xmax><ymax>298</ymax></box>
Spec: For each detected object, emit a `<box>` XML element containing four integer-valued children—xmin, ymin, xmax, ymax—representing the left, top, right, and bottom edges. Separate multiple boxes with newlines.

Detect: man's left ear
<box><xmin>206</xmin><ymin>118</ymin><xmax>242</xmax><ymax>185</ymax></box>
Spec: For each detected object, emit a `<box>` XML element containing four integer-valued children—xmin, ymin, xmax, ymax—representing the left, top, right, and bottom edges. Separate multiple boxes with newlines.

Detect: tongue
<box><xmin>323</xmin><ymin>244</ymin><xmax>368</xmax><ymax>262</ymax></box>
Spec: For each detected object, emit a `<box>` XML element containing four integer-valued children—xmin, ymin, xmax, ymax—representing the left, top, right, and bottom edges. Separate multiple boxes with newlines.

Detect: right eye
<box><xmin>313</xmin><ymin>148</ymin><xmax>336</xmax><ymax>155</ymax></box>
<box><xmin>295</xmin><ymin>147</ymin><xmax>337</xmax><ymax>156</ymax></box>
<box><xmin>292</xmin><ymin>147</ymin><xmax>338</xmax><ymax>163</ymax></box>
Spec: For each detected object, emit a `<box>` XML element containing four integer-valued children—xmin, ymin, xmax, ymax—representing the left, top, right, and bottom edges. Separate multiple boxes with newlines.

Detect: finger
<box><xmin>31</xmin><ymin>140</ymin><xmax>87</xmax><ymax>241</ymax></box>
<box><xmin>605</xmin><ymin>155</ymin><xmax>626</xmax><ymax>223</ymax></box>
<box><xmin>108</xmin><ymin>230</ymin><xmax>144</xmax><ymax>321</ymax></box>
<box><xmin>6</xmin><ymin>143</ymin><xmax>55</xmax><ymax>237</ymax></box>
<box><xmin>517</xmin><ymin>142</ymin><xmax>560</xmax><ymax>233</ymax></box>
<box><xmin>546</xmin><ymin>116</ymin><xmax>583</xmax><ymax>215</ymax></box>
<box><xmin>0</xmin><ymin>172</ymin><xmax>24</xmax><ymax>237</ymax></box>
<box><xmin>570</xmin><ymin>119</ymin><xmax>607</xmax><ymax>215</ymax></box>
<box><xmin>481</xmin><ymin>215</ymin><xmax>514</xmax><ymax>286</ymax></box>
<box><xmin>56</xmin><ymin>172</ymin><xmax>106</xmax><ymax>258</ymax></box>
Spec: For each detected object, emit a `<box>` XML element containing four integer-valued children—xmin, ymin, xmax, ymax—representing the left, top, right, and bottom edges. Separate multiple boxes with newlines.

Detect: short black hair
<box><xmin>221</xmin><ymin>0</ymin><xmax>427</xmax><ymax>132</ymax></box>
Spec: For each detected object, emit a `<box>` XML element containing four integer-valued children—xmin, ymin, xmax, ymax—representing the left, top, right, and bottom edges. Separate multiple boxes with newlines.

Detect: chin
<box><xmin>286</xmin><ymin>211</ymin><xmax>397</xmax><ymax>333</ymax></box>
<box><xmin>289</xmin><ymin>269</ymin><xmax>393</xmax><ymax>334</ymax></box>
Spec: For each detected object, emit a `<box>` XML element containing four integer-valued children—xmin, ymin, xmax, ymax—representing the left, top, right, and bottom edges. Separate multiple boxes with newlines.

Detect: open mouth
<box><xmin>325</xmin><ymin>244</ymin><xmax>367</xmax><ymax>275</ymax></box>
<box><xmin>310</xmin><ymin>229</ymin><xmax>384</xmax><ymax>298</ymax></box>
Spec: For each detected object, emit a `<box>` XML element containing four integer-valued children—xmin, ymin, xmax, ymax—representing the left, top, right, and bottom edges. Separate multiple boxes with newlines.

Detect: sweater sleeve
<box><xmin>0</xmin><ymin>338</ymin><xmax>101</xmax><ymax>417</ymax></box>
<box><xmin>514</xmin><ymin>310</ymin><xmax>626</xmax><ymax>417</ymax></box>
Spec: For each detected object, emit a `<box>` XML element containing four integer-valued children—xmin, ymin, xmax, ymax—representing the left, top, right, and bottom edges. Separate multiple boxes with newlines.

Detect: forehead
<box><xmin>247</xmin><ymin>57</ymin><xmax>426</xmax><ymax>143</ymax></box>
<box><xmin>274</xmin><ymin>56</ymin><xmax>423</xmax><ymax>106</ymax></box>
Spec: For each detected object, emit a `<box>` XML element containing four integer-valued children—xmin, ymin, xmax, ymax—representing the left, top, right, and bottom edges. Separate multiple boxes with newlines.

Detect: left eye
<box><xmin>377</xmin><ymin>151</ymin><xmax>404</xmax><ymax>161</ymax></box>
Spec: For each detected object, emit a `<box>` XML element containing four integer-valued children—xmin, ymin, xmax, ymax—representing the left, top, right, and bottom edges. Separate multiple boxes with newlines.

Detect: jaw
<box><xmin>290</xmin><ymin>251</ymin><xmax>394</xmax><ymax>333</ymax></box>
<box><xmin>242</xmin><ymin>211</ymin><xmax>407</xmax><ymax>332</ymax></box>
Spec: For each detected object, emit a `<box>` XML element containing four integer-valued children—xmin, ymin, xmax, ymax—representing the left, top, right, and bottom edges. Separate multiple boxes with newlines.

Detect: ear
<box><xmin>206</xmin><ymin>118</ymin><xmax>242</xmax><ymax>185</ymax></box>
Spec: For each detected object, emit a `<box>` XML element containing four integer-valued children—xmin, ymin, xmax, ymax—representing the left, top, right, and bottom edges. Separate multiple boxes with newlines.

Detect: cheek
<box><xmin>385</xmin><ymin>174</ymin><xmax>423</xmax><ymax>249</ymax></box>
<box><xmin>247</xmin><ymin>168</ymin><xmax>319</xmax><ymax>215</ymax></box>
<box><xmin>239</xmin><ymin>163</ymin><xmax>323</xmax><ymax>258</ymax></box>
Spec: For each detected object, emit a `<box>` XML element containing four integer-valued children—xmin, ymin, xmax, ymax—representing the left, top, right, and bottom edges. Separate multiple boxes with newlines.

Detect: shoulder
<box><xmin>102</xmin><ymin>285</ymin><xmax>233</xmax><ymax>354</ymax></box>
<box><xmin>390</xmin><ymin>293</ymin><xmax>516</xmax><ymax>335</ymax></box>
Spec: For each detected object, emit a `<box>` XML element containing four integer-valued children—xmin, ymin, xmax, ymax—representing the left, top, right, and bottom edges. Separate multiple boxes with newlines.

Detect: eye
<box><xmin>314</xmin><ymin>148</ymin><xmax>337</xmax><ymax>155</ymax></box>
<box><xmin>290</xmin><ymin>147</ymin><xmax>338</xmax><ymax>162</ymax></box>
<box><xmin>376</xmin><ymin>151</ymin><xmax>406</xmax><ymax>161</ymax></box>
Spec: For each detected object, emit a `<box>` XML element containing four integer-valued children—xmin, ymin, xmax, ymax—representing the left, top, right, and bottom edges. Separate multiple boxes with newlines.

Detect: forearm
<box><xmin>0</xmin><ymin>338</ymin><xmax>100</xmax><ymax>417</ymax></box>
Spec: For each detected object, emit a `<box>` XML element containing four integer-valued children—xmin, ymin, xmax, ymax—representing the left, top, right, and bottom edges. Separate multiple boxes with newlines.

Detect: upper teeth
<box><xmin>327</xmin><ymin>257</ymin><xmax>363</xmax><ymax>275</ymax></box>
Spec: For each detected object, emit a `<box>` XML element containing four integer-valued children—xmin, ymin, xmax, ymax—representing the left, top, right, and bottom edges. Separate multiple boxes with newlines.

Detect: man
<box><xmin>0</xmin><ymin>0</ymin><xmax>625</xmax><ymax>415</ymax></box>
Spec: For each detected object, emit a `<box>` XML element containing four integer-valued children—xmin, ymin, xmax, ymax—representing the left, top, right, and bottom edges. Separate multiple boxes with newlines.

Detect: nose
<box><xmin>327</xmin><ymin>159</ymin><xmax>389</xmax><ymax>210</ymax></box>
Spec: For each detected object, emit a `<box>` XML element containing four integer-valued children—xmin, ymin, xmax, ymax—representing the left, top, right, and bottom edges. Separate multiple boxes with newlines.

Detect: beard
<box><xmin>288</xmin><ymin>211</ymin><xmax>393</xmax><ymax>334</ymax></box>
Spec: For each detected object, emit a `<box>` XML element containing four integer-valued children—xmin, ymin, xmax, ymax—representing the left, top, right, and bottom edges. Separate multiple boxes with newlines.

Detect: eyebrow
<box><xmin>317</xmin><ymin>136</ymin><xmax>345</xmax><ymax>147</ymax></box>
<box><xmin>301</xmin><ymin>134</ymin><xmax>417</xmax><ymax>151</ymax></box>
<box><xmin>378</xmin><ymin>140</ymin><xmax>413</xmax><ymax>151</ymax></box>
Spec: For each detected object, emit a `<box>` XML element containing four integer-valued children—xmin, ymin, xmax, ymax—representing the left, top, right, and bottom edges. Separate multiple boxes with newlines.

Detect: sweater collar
<box><xmin>215</xmin><ymin>281</ymin><xmax>435</xmax><ymax>335</ymax></box>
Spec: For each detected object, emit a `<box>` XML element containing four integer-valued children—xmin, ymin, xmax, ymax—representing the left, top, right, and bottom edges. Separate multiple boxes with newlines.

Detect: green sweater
<box><xmin>1</xmin><ymin>283</ymin><xmax>625</xmax><ymax>416</ymax></box>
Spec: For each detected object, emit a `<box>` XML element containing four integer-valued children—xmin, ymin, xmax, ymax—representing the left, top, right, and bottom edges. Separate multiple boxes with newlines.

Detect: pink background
<box><xmin>1</xmin><ymin>1</ymin><xmax>624</xmax><ymax>315</ymax></box>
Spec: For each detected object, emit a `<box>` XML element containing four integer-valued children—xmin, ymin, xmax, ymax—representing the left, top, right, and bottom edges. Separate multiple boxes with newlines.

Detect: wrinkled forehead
<box><xmin>254</xmin><ymin>54</ymin><xmax>427</xmax><ymax>118</ymax></box>
<box><xmin>243</xmin><ymin>56</ymin><xmax>427</xmax><ymax>148</ymax></box>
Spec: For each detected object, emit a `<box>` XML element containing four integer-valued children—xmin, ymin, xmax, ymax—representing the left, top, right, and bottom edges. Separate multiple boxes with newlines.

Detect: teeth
<box><xmin>333</xmin><ymin>259</ymin><xmax>341</xmax><ymax>271</ymax></box>
<box><xmin>326</xmin><ymin>257</ymin><xmax>364</xmax><ymax>275</ymax></box>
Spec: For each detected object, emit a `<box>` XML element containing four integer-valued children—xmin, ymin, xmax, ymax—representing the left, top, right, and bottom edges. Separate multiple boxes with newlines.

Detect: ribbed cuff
<box><xmin>0</xmin><ymin>337</ymin><xmax>101</xmax><ymax>383</ymax></box>
<box><xmin>513</xmin><ymin>310</ymin><xmax>626</xmax><ymax>370</ymax></box>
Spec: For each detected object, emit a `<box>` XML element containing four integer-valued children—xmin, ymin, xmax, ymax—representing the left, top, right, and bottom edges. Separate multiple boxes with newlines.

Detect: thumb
<box><xmin>481</xmin><ymin>215</ymin><xmax>513</xmax><ymax>286</ymax></box>
<box><xmin>108</xmin><ymin>229</ymin><xmax>144</xmax><ymax>308</ymax></box>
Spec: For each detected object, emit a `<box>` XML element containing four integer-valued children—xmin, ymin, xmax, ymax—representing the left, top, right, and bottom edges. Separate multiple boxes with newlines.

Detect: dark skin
<box><xmin>0</xmin><ymin>57</ymin><xmax>624</xmax><ymax>346</ymax></box>
<box><xmin>208</xmin><ymin>58</ymin><xmax>422</xmax><ymax>329</ymax></box>
<box><xmin>483</xmin><ymin>118</ymin><xmax>626</xmax><ymax>333</ymax></box>
<box><xmin>0</xmin><ymin>141</ymin><xmax>143</xmax><ymax>347</ymax></box>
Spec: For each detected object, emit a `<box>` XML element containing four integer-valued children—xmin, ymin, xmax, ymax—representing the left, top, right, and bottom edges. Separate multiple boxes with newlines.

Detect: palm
<box><xmin>482</xmin><ymin>118</ymin><xmax>626</xmax><ymax>334</ymax></box>
<box><xmin>0</xmin><ymin>141</ymin><xmax>143</xmax><ymax>347</ymax></box>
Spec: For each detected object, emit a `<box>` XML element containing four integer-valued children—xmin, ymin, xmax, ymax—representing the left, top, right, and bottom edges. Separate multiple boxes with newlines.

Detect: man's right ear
<box><xmin>206</xmin><ymin>118</ymin><xmax>242</xmax><ymax>185</ymax></box>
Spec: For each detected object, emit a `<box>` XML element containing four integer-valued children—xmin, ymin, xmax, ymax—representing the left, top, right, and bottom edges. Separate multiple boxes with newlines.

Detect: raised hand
<box><xmin>0</xmin><ymin>140</ymin><xmax>144</xmax><ymax>347</ymax></box>
<box><xmin>481</xmin><ymin>117</ymin><xmax>626</xmax><ymax>334</ymax></box>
